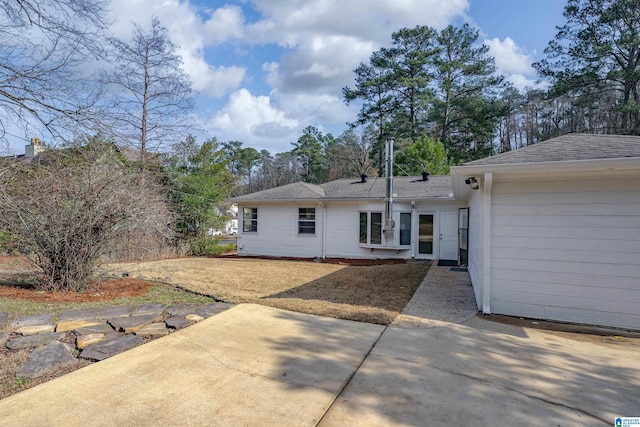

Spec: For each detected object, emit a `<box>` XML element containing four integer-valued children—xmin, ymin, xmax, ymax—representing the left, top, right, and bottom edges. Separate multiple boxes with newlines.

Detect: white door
<box><xmin>439</xmin><ymin>210</ymin><xmax>458</xmax><ymax>261</ymax></box>
<box><xmin>416</xmin><ymin>213</ymin><xmax>434</xmax><ymax>259</ymax></box>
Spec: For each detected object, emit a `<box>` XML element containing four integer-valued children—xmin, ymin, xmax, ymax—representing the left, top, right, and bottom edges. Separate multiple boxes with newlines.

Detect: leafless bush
<box><xmin>0</xmin><ymin>144</ymin><xmax>173</xmax><ymax>291</ymax></box>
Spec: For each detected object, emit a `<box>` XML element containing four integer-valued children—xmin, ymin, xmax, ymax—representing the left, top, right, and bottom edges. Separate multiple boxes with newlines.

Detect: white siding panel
<box><xmin>494</xmin><ymin>214</ymin><xmax>640</xmax><ymax>228</ymax></box>
<box><xmin>492</xmin><ymin>247</ymin><xmax>638</xmax><ymax>265</ymax></box>
<box><xmin>237</xmin><ymin>204</ymin><xmax>323</xmax><ymax>258</ymax></box>
<box><xmin>492</xmin><ymin>268</ymin><xmax>639</xmax><ymax>291</ymax></box>
<box><xmin>492</xmin><ymin>279</ymin><xmax>640</xmax><ymax>302</ymax></box>
<box><xmin>489</xmin><ymin>177</ymin><xmax>640</xmax><ymax>330</ymax></box>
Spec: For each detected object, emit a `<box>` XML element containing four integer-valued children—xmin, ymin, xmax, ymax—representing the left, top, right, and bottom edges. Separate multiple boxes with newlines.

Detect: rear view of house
<box><xmin>230</xmin><ymin>134</ymin><xmax>640</xmax><ymax>331</ymax></box>
<box><xmin>230</xmin><ymin>174</ymin><xmax>465</xmax><ymax>262</ymax></box>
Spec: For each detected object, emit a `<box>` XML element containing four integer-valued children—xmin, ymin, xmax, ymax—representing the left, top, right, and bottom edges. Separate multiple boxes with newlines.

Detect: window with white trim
<box><xmin>298</xmin><ymin>208</ymin><xmax>316</xmax><ymax>234</ymax></box>
<box><xmin>243</xmin><ymin>207</ymin><xmax>258</xmax><ymax>232</ymax></box>
<box><xmin>359</xmin><ymin>211</ymin><xmax>383</xmax><ymax>245</ymax></box>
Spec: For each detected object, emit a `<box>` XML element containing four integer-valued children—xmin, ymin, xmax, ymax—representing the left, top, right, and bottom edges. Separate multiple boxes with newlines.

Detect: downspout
<box><xmin>319</xmin><ymin>202</ymin><xmax>326</xmax><ymax>259</ymax></box>
<box><xmin>481</xmin><ymin>172</ymin><xmax>493</xmax><ymax>314</ymax></box>
<box><xmin>411</xmin><ymin>200</ymin><xmax>416</xmax><ymax>258</ymax></box>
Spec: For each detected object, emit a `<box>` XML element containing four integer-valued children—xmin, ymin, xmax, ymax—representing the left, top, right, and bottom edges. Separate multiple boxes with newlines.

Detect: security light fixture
<box><xmin>465</xmin><ymin>177</ymin><xmax>479</xmax><ymax>190</ymax></box>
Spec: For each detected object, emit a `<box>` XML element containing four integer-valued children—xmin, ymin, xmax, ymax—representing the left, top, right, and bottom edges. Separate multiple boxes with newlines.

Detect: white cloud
<box><xmin>246</xmin><ymin>0</ymin><xmax>470</xmax><ymax>97</ymax></box>
<box><xmin>206</xmin><ymin>89</ymin><xmax>300</xmax><ymax>152</ymax></box>
<box><xmin>108</xmin><ymin>0</ymin><xmax>245</xmax><ymax>98</ymax></box>
<box><xmin>484</xmin><ymin>37</ymin><xmax>537</xmax><ymax>90</ymax></box>
<box><xmin>485</xmin><ymin>37</ymin><xmax>534</xmax><ymax>75</ymax></box>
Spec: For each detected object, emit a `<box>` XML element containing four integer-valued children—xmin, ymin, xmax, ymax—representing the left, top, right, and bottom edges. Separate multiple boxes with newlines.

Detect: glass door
<box><xmin>418</xmin><ymin>214</ymin><xmax>434</xmax><ymax>255</ymax></box>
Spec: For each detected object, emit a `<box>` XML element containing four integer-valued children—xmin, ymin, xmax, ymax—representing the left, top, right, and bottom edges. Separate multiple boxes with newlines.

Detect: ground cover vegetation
<box><xmin>1</xmin><ymin>0</ymin><xmax>639</xmax><ymax>290</ymax></box>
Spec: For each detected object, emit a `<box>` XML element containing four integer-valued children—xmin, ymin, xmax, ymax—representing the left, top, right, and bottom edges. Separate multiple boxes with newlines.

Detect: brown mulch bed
<box><xmin>215</xmin><ymin>254</ymin><xmax>408</xmax><ymax>266</ymax></box>
<box><xmin>0</xmin><ymin>278</ymin><xmax>152</xmax><ymax>303</ymax></box>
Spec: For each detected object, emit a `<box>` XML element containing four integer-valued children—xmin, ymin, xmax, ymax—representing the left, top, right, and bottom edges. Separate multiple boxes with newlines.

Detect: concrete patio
<box><xmin>0</xmin><ymin>266</ymin><xmax>638</xmax><ymax>426</ymax></box>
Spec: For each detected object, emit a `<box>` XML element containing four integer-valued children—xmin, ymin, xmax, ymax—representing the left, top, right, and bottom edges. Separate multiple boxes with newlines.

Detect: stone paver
<box><xmin>57</xmin><ymin>308</ymin><xmax>97</xmax><ymax>322</ymax></box>
<box><xmin>131</xmin><ymin>303</ymin><xmax>166</xmax><ymax>317</ymax></box>
<box><xmin>198</xmin><ymin>302</ymin><xmax>231</xmax><ymax>317</ymax></box>
<box><xmin>11</xmin><ymin>313</ymin><xmax>53</xmax><ymax>329</ymax></box>
<box><xmin>135</xmin><ymin>322</ymin><xmax>170</xmax><ymax>338</ymax></box>
<box><xmin>0</xmin><ymin>312</ymin><xmax>8</xmax><ymax>327</ymax></box>
<box><xmin>16</xmin><ymin>324</ymin><xmax>56</xmax><ymax>336</ymax></box>
<box><xmin>95</xmin><ymin>305</ymin><xmax>131</xmax><ymax>320</ymax></box>
<box><xmin>16</xmin><ymin>342</ymin><xmax>78</xmax><ymax>379</ymax></box>
<box><xmin>76</xmin><ymin>333</ymin><xmax>106</xmax><ymax>350</ymax></box>
<box><xmin>74</xmin><ymin>323</ymin><xmax>115</xmax><ymax>335</ymax></box>
<box><xmin>4</xmin><ymin>300</ymin><xmax>232</xmax><ymax>386</ymax></box>
<box><xmin>56</xmin><ymin>319</ymin><xmax>103</xmax><ymax>332</ymax></box>
<box><xmin>186</xmin><ymin>313</ymin><xmax>205</xmax><ymax>322</ymax></box>
<box><xmin>108</xmin><ymin>314</ymin><xmax>163</xmax><ymax>333</ymax></box>
<box><xmin>6</xmin><ymin>332</ymin><xmax>66</xmax><ymax>350</ymax></box>
<box><xmin>165</xmin><ymin>304</ymin><xmax>202</xmax><ymax>317</ymax></box>
<box><xmin>79</xmin><ymin>335</ymin><xmax>144</xmax><ymax>361</ymax></box>
<box><xmin>164</xmin><ymin>316</ymin><xmax>193</xmax><ymax>330</ymax></box>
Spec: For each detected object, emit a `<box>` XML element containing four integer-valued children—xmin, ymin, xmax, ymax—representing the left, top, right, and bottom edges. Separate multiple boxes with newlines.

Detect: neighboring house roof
<box><xmin>229</xmin><ymin>175</ymin><xmax>453</xmax><ymax>202</ymax></box>
<box><xmin>464</xmin><ymin>133</ymin><xmax>640</xmax><ymax>166</ymax></box>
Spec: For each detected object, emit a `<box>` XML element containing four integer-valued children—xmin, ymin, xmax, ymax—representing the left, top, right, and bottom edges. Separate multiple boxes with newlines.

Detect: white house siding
<box><xmin>239</xmin><ymin>200</ymin><xmax>463</xmax><ymax>260</ymax></box>
<box><xmin>489</xmin><ymin>175</ymin><xmax>640</xmax><ymax>330</ymax></box>
<box><xmin>237</xmin><ymin>203</ymin><xmax>323</xmax><ymax>258</ymax></box>
<box><xmin>466</xmin><ymin>190</ymin><xmax>483</xmax><ymax>310</ymax></box>
<box><xmin>324</xmin><ymin>201</ymin><xmax>412</xmax><ymax>259</ymax></box>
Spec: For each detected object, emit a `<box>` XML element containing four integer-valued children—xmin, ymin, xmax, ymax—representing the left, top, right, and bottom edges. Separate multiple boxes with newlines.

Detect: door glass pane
<box><xmin>370</xmin><ymin>212</ymin><xmax>382</xmax><ymax>244</ymax></box>
<box><xmin>400</xmin><ymin>213</ymin><xmax>411</xmax><ymax>246</ymax></box>
<box><xmin>418</xmin><ymin>214</ymin><xmax>433</xmax><ymax>254</ymax></box>
<box><xmin>359</xmin><ymin>212</ymin><xmax>367</xmax><ymax>243</ymax></box>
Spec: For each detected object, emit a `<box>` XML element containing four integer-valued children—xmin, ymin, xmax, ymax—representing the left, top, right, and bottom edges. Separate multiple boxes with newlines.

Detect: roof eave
<box><xmin>450</xmin><ymin>157</ymin><xmax>640</xmax><ymax>199</ymax></box>
<box><xmin>451</xmin><ymin>156</ymin><xmax>640</xmax><ymax>176</ymax></box>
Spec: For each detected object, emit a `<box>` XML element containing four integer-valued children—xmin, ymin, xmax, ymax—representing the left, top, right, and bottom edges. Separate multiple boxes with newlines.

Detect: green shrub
<box><xmin>190</xmin><ymin>236</ymin><xmax>236</xmax><ymax>256</ymax></box>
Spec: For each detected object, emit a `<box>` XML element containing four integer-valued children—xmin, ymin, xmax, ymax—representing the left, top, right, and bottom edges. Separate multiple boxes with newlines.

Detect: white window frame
<box><xmin>242</xmin><ymin>207</ymin><xmax>258</xmax><ymax>233</ymax></box>
<box><xmin>298</xmin><ymin>207</ymin><xmax>316</xmax><ymax>235</ymax></box>
<box><xmin>359</xmin><ymin>211</ymin><xmax>383</xmax><ymax>246</ymax></box>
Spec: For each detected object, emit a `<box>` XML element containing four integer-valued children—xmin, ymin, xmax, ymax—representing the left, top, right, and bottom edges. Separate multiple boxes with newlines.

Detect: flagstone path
<box><xmin>1</xmin><ymin>302</ymin><xmax>231</xmax><ymax>380</ymax></box>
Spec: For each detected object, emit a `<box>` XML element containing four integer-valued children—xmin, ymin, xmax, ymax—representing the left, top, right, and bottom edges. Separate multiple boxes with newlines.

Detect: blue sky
<box><xmin>7</xmin><ymin>0</ymin><xmax>569</xmax><ymax>155</ymax></box>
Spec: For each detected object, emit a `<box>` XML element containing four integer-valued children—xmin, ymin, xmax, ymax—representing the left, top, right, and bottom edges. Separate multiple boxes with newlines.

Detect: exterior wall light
<box><xmin>465</xmin><ymin>177</ymin><xmax>480</xmax><ymax>190</ymax></box>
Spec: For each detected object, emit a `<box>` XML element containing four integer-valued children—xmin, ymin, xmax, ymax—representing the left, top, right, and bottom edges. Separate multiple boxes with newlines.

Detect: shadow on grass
<box><xmin>260</xmin><ymin>262</ymin><xmax>432</xmax><ymax>324</ymax></box>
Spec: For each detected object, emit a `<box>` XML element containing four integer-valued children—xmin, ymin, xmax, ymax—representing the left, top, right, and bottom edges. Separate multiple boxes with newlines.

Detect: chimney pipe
<box><xmin>422</xmin><ymin>172</ymin><xmax>430</xmax><ymax>181</ymax></box>
<box><xmin>360</xmin><ymin>174</ymin><xmax>368</xmax><ymax>183</ymax></box>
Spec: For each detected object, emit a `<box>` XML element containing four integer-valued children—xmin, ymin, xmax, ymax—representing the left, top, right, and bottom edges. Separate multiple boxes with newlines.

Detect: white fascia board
<box><xmin>450</xmin><ymin>157</ymin><xmax>640</xmax><ymax>176</ymax></box>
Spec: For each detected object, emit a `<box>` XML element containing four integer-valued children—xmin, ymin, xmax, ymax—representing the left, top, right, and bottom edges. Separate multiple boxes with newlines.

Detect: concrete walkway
<box><xmin>1</xmin><ymin>266</ymin><xmax>639</xmax><ymax>426</ymax></box>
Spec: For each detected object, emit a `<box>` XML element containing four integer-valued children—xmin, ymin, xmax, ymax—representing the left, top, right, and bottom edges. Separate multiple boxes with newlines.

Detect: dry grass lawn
<box><xmin>109</xmin><ymin>257</ymin><xmax>432</xmax><ymax>325</ymax></box>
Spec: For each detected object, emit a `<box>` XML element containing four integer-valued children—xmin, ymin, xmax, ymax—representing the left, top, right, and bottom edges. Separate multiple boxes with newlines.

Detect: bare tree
<box><xmin>0</xmin><ymin>0</ymin><xmax>109</xmax><ymax>145</ymax></box>
<box><xmin>103</xmin><ymin>17</ymin><xmax>197</xmax><ymax>168</ymax></box>
<box><xmin>0</xmin><ymin>143</ymin><xmax>173</xmax><ymax>291</ymax></box>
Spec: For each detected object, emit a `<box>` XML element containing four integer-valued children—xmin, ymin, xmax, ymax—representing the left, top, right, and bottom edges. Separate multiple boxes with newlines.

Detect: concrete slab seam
<box><xmin>314</xmin><ymin>325</ymin><xmax>388</xmax><ymax>427</ymax></box>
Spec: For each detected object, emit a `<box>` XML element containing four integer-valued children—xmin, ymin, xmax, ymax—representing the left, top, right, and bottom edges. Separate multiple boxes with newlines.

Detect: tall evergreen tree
<box><xmin>534</xmin><ymin>0</ymin><xmax>640</xmax><ymax>134</ymax></box>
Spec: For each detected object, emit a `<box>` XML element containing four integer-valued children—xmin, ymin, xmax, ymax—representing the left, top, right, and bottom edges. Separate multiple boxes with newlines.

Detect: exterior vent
<box><xmin>422</xmin><ymin>172</ymin><xmax>430</xmax><ymax>181</ymax></box>
<box><xmin>360</xmin><ymin>174</ymin><xmax>368</xmax><ymax>183</ymax></box>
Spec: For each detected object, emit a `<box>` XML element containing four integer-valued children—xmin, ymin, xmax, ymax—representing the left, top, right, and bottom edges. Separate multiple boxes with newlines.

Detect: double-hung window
<box><xmin>298</xmin><ymin>208</ymin><xmax>316</xmax><ymax>234</ymax></box>
<box><xmin>243</xmin><ymin>207</ymin><xmax>258</xmax><ymax>232</ymax></box>
<box><xmin>359</xmin><ymin>212</ymin><xmax>382</xmax><ymax>245</ymax></box>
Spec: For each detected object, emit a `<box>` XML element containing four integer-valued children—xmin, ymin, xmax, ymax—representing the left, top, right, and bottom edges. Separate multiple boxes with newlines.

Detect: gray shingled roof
<box><xmin>229</xmin><ymin>175</ymin><xmax>452</xmax><ymax>202</ymax></box>
<box><xmin>465</xmin><ymin>133</ymin><xmax>640</xmax><ymax>166</ymax></box>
